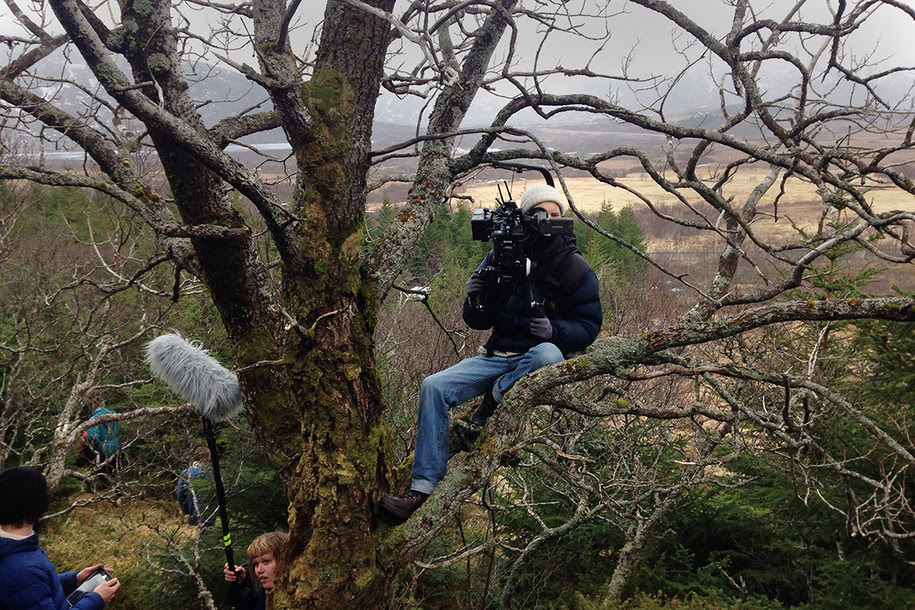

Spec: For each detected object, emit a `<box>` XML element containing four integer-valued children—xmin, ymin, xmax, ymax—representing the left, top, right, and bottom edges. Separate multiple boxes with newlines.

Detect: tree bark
<box><xmin>48</xmin><ymin>0</ymin><xmax>399</xmax><ymax>604</ymax></box>
<box><xmin>244</xmin><ymin>1</ymin><xmax>398</xmax><ymax>606</ymax></box>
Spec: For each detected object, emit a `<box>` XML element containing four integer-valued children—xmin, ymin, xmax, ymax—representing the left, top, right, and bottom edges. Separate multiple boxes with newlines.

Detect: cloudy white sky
<box><xmin>2</xmin><ymin>0</ymin><xmax>912</xmax><ymax>62</ymax></box>
<box><xmin>1</xmin><ymin>0</ymin><xmax>911</xmax><ymax>82</ymax></box>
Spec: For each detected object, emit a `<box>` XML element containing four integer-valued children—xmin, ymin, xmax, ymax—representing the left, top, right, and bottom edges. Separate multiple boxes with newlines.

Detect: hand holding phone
<box><xmin>92</xmin><ymin>577</ymin><xmax>120</xmax><ymax>604</ymax></box>
<box><xmin>68</xmin><ymin>566</ymin><xmax>118</xmax><ymax>607</ymax></box>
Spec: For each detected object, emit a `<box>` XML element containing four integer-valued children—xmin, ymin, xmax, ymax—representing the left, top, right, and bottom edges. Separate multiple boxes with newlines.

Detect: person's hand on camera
<box><xmin>465</xmin><ymin>272</ymin><xmax>485</xmax><ymax>297</ymax></box>
<box><xmin>224</xmin><ymin>563</ymin><xmax>246</xmax><ymax>582</ymax></box>
<box><xmin>93</xmin><ymin>577</ymin><xmax>120</xmax><ymax>604</ymax></box>
<box><xmin>530</xmin><ymin>317</ymin><xmax>553</xmax><ymax>339</ymax></box>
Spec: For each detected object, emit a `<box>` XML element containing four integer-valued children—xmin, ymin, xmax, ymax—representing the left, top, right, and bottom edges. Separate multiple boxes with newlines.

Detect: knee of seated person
<box><xmin>529</xmin><ymin>342</ymin><xmax>564</xmax><ymax>368</ymax></box>
<box><xmin>420</xmin><ymin>372</ymin><xmax>443</xmax><ymax>392</ymax></box>
<box><xmin>419</xmin><ymin>374</ymin><xmax>448</xmax><ymax>404</ymax></box>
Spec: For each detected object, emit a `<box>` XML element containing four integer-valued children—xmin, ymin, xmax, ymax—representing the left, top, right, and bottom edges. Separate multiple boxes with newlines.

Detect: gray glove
<box><xmin>530</xmin><ymin>317</ymin><xmax>553</xmax><ymax>340</ymax></box>
<box><xmin>465</xmin><ymin>272</ymin><xmax>485</xmax><ymax>297</ymax></box>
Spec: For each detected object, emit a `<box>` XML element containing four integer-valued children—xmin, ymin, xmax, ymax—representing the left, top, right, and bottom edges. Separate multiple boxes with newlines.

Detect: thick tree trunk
<box><xmin>268</xmin><ymin>302</ymin><xmax>391</xmax><ymax>607</ymax></box>
<box><xmin>107</xmin><ymin>0</ymin><xmax>398</xmax><ymax>604</ymax></box>
<box><xmin>246</xmin><ymin>2</ymin><xmax>397</xmax><ymax>606</ymax></box>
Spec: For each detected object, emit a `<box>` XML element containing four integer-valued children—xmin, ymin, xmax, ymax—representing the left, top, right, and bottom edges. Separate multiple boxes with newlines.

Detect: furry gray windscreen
<box><xmin>145</xmin><ymin>333</ymin><xmax>243</xmax><ymax>422</ymax></box>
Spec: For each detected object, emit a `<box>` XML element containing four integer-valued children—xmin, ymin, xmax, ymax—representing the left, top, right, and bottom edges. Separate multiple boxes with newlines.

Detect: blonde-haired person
<box><xmin>223</xmin><ymin>531</ymin><xmax>287</xmax><ymax>610</ymax></box>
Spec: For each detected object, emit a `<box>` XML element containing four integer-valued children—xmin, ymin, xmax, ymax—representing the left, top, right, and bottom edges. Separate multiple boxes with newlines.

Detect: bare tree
<box><xmin>2</xmin><ymin>0</ymin><xmax>914</xmax><ymax>606</ymax></box>
<box><xmin>0</xmin><ymin>175</ymin><xmax>189</xmax><ymax>486</ymax></box>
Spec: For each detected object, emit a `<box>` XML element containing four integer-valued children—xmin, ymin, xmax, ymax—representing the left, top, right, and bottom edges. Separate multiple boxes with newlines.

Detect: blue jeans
<box><xmin>410</xmin><ymin>342</ymin><xmax>564</xmax><ymax>494</ymax></box>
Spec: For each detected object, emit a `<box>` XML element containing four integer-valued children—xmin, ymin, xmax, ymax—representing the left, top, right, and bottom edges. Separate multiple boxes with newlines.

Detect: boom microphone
<box><xmin>145</xmin><ymin>332</ymin><xmax>243</xmax><ymax>572</ymax></box>
<box><xmin>145</xmin><ymin>333</ymin><xmax>243</xmax><ymax>422</ymax></box>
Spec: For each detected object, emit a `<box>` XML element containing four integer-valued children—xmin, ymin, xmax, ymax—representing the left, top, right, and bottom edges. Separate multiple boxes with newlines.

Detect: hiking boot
<box><xmin>469</xmin><ymin>391</ymin><xmax>499</xmax><ymax>427</ymax></box>
<box><xmin>379</xmin><ymin>490</ymin><xmax>429</xmax><ymax>524</ymax></box>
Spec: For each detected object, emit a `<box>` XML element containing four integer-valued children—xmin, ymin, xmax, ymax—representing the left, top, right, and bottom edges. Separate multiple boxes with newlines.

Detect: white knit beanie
<box><xmin>519</xmin><ymin>184</ymin><xmax>568</xmax><ymax>216</ymax></box>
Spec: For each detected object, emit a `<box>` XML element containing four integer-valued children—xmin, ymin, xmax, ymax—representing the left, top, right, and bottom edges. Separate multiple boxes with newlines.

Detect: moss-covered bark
<box><xmin>51</xmin><ymin>0</ymin><xmax>443</xmax><ymax>604</ymax></box>
<box><xmin>263</xmin><ymin>95</ymin><xmax>392</xmax><ymax>610</ymax></box>
<box><xmin>245</xmin><ymin>2</ymin><xmax>398</xmax><ymax>606</ymax></box>
<box><xmin>118</xmin><ymin>0</ymin><xmax>281</xmax><ymax>344</ymax></box>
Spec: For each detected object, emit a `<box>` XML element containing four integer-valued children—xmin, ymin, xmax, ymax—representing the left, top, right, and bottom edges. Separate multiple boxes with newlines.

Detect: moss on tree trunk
<box><xmin>255</xmin><ymin>44</ymin><xmax>396</xmax><ymax>607</ymax></box>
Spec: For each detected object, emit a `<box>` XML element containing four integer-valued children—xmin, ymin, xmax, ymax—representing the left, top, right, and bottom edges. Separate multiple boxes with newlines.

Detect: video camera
<box><xmin>469</xmin><ymin>163</ymin><xmax>574</xmax><ymax>310</ymax></box>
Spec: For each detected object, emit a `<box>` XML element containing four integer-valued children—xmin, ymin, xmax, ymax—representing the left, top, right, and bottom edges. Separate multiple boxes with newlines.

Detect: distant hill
<box><xmin>17</xmin><ymin>50</ymin><xmax>914</xmax><ymax>165</ymax></box>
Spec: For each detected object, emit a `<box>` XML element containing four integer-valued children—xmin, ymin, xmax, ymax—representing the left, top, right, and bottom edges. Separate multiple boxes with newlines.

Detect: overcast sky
<box><xmin>1</xmin><ymin>1</ymin><xmax>912</xmax><ymax>74</ymax></box>
<box><xmin>284</xmin><ymin>0</ymin><xmax>915</xmax><ymax>67</ymax></box>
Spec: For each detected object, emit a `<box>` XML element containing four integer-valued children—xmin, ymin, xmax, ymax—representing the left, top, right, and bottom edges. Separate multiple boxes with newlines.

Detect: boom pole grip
<box><xmin>202</xmin><ymin>418</ymin><xmax>235</xmax><ymax>571</ymax></box>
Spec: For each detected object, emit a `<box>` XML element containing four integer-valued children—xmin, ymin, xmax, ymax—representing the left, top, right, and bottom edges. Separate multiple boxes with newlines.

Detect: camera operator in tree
<box><xmin>380</xmin><ymin>181</ymin><xmax>602</xmax><ymax>524</ymax></box>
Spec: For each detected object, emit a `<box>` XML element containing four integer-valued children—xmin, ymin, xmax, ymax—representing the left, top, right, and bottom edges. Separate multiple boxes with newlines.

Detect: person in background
<box><xmin>78</xmin><ymin>406</ymin><xmax>120</xmax><ymax>480</ymax></box>
<box><xmin>176</xmin><ymin>445</ymin><xmax>215</xmax><ymax>526</ymax></box>
<box><xmin>223</xmin><ymin>530</ymin><xmax>287</xmax><ymax>610</ymax></box>
<box><xmin>0</xmin><ymin>466</ymin><xmax>121</xmax><ymax>609</ymax></box>
<box><xmin>379</xmin><ymin>184</ymin><xmax>602</xmax><ymax>523</ymax></box>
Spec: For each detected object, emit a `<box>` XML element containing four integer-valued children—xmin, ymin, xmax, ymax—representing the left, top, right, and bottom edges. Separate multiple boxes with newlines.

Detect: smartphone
<box><xmin>67</xmin><ymin>567</ymin><xmax>112</xmax><ymax>607</ymax></box>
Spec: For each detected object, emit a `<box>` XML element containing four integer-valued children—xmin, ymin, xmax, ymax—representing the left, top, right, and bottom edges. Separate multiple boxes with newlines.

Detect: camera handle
<box><xmin>468</xmin><ymin>257</ymin><xmax>533</xmax><ymax>312</ymax></box>
<box><xmin>468</xmin><ymin>291</ymin><xmax>485</xmax><ymax>311</ymax></box>
<box><xmin>491</xmin><ymin>161</ymin><xmax>555</xmax><ymax>187</ymax></box>
<box><xmin>530</xmin><ymin>299</ymin><xmax>545</xmax><ymax>318</ymax></box>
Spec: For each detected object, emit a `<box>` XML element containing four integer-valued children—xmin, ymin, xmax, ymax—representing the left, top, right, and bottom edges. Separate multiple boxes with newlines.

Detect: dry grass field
<box><xmin>41</xmin><ymin>494</ymin><xmax>193</xmax><ymax>601</ymax></box>
<box><xmin>453</xmin><ymin>167</ymin><xmax>915</xmax><ymax>255</ymax></box>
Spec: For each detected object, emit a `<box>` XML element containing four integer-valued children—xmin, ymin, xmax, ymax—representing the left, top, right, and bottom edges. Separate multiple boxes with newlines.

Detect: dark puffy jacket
<box><xmin>463</xmin><ymin>233</ymin><xmax>602</xmax><ymax>357</ymax></box>
<box><xmin>226</xmin><ymin>571</ymin><xmax>267</xmax><ymax>610</ymax></box>
<box><xmin>0</xmin><ymin>534</ymin><xmax>103</xmax><ymax>610</ymax></box>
